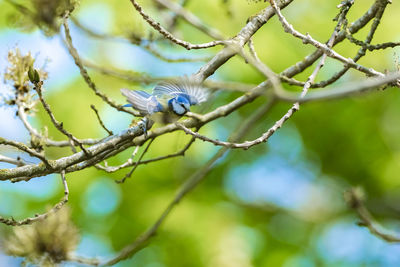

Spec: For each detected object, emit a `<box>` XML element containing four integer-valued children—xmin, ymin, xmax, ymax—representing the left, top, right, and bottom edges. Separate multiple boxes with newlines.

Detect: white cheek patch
<box><xmin>172</xmin><ymin>101</ymin><xmax>186</xmax><ymax>115</ymax></box>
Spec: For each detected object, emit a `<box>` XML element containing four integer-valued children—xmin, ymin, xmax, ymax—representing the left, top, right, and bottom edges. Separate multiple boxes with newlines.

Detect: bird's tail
<box><xmin>120</xmin><ymin>89</ymin><xmax>152</xmax><ymax>115</ymax></box>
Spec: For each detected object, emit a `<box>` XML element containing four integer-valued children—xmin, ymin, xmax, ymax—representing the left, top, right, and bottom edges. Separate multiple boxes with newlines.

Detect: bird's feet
<box><xmin>138</xmin><ymin>117</ymin><xmax>154</xmax><ymax>138</ymax></box>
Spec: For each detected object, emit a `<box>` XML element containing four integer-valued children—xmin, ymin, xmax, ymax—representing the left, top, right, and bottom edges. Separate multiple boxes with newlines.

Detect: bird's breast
<box><xmin>149</xmin><ymin>112</ymin><xmax>180</xmax><ymax>124</ymax></box>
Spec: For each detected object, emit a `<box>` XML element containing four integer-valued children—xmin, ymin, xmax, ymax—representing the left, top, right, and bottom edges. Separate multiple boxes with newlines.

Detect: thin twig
<box><xmin>235</xmin><ymin>42</ymin><xmax>284</xmax><ymax>95</ymax></box>
<box><xmin>116</xmin><ymin>138</ymin><xmax>155</xmax><ymax>183</ymax></box>
<box><xmin>90</xmin><ymin>105</ymin><xmax>113</xmax><ymax>136</ymax></box>
<box><xmin>142</xmin><ymin>43</ymin><xmax>213</xmax><ymax>62</ymax></box>
<box><xmin>34</xmin><ymin>81</ymin><xmax>90</xmax><ymax>156</ymax></box>
<box><xmin>344</xmin><ymin>188</ymin><xmax>400</xmax><ymax>243</ymax></box>
<box><xmin>94</xmin><ymin>145</ymin><xmax>139</xmax><ymax>172</ymax></box>
<box><xmin>0</xmin><ymin>170</ymin><xmax>69</xmax><ymax>226</ymax></box>
<box><xmin>0</xmin><ymin>137</ymin><xmax>52</xmax><ymax>168</ymax></box>
<box><xmin>0</xmin><ymin>155</ymin><xmax>30</xmax><ymax>167</ymax></box>
<box><xmin>130</xmin><ymin>0</ymin><xmax>225</xmax><ymax>50</ymax></box>
<box><xmin>346</xmin><ymin>36</ymin><xmax>400</xmax><ymax>51</ymax></box>
<box><xmin>66</xmin><ymin>255</ymin><xmax>100</xmax><ymax>266</ymax></box>
<box><xmin>275</xmin><ymin>71</ymin><xmax>400</xmax><ymax>102</ymax></box>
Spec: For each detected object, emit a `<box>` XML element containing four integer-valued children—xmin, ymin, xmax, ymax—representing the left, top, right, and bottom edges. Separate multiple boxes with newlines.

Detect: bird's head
<box><xmin>169</xmin><ymin>95</ymin><xmax>191</xmax><ymax>115</ymax></box>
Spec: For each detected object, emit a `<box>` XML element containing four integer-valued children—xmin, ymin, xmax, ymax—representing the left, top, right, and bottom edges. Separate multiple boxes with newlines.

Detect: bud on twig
<box><xmin>28</xmin><ymin>66</ymin><xmax>40</xmax><ymax>84</ymax></box>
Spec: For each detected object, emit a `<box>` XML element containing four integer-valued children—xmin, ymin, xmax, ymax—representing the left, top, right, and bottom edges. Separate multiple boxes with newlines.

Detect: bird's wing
<box><xmin>120</xmin><ymin>89</ymin><xmax>164</xmax><ymax>115</ymax></box>
<box><xmin>153</xmin><ymin>76</ymin><xmax>209</xmax><ymax>105</ymax></box>
<box><xmin>179</xmin><ymin>76</ymin><xmax>209</xmax><ymax>105</ymax></box>
<box><xmin>153</xmin><ymin>82</ymin><xmax>185</xmax><ymax>97</ymax></box>
<box><xmin>146</xmin><ymin>96</ymin><xmax>164</xmax><ymax>114</ymax></box>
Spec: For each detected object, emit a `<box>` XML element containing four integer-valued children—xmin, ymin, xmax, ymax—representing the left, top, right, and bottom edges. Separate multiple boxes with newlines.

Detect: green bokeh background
<box><xmin>1</xmin><ymin>0</ymin><xmax>400</xmax><ymax>266</ymax></box>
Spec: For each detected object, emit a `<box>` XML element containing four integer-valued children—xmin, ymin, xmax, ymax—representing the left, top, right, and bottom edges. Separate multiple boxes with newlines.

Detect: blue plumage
<box><xmin>120</xmin><ymin>89</ymin><xmax>164</xmax><ymax>115</ymax></box>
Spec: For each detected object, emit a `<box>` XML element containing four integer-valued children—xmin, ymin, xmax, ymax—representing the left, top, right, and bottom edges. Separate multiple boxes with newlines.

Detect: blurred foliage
<box><xmin>5</xmin><ymin>0</ymin><xmax>79</xmax><ymax>36</ymax></box>
<box><xmin>1</xmin><ymin>0</ymin><xmax>400</xmax><ymax>266</ymax></box>
<box><xmin>2</xmin><ymin>208</ymin><xmax>79</xmax><ymax>266</ymax></box>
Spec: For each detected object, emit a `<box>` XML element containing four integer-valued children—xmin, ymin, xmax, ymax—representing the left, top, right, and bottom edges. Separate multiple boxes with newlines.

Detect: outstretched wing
<box><xmin>153</xmin><ymin>76</ymin><xmax>209</xmax><ymax>105</ymax></box>
<box><xmin>120</xmin><ymin>89</ymin><xmax>164</xmax><ymax>115</ymax></box>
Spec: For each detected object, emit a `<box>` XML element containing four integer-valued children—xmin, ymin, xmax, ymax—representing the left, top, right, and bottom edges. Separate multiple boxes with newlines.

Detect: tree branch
<box><xmin>344</xmin><ymin>188</ymin><xmax>400</xmax><ymax>243</ymax></box>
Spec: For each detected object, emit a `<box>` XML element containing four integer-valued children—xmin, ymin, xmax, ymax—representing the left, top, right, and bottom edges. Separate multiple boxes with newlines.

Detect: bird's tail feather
<box><xmin>120</xmin><ymin>89</ymin><xmax>152</xmax><ymax>115</ymax></box>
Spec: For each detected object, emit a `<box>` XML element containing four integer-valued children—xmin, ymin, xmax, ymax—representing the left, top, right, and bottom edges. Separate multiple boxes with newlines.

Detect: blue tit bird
<box><xmin>121</xmin><ymin>77</ymin><xmax>209</xmax><ymax>131</ymax></box>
